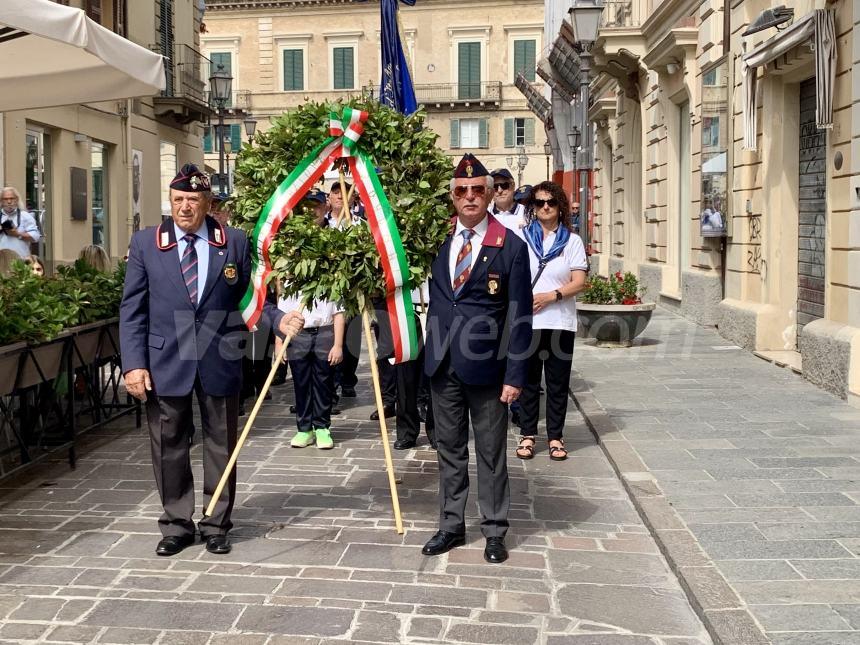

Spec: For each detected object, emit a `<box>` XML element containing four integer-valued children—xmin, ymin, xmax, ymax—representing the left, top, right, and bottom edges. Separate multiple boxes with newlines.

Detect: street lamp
<box><xmin>568</xmin><ymin>0</ymin><xmax>604</xmax><ymax>252</ymax></box>
<box><xmin>208</xmin><ymin>63</ymin><xmax>233</xmax><ymax>195</ymax></box>
<box><xmin>568</xmin><ymin>127</ymin><xmax>581</xmax><ymax>151</ymax></box>
<box><xmin>543</xmin><ymin>140</ymin><xmax>552</xmax><ymax>180</ymax></box>
<box><xmin>243</xmin><ymin>117</ymin><xmax>257</xmax><ymax>143</ymax></box>
<box><xmin>517</xmin><ymin>147</ymin><xmax>529</xmax><ymax>186</ymax></box>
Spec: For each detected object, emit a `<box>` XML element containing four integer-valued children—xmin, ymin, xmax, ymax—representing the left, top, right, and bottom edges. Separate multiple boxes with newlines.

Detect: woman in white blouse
<box><xmin>514</xmin><ymin>181</ymin><xmax>588</xmax><ymax>461</ymax></box>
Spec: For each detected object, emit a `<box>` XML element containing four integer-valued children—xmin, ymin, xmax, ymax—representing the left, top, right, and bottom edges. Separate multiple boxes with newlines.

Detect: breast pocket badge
<box><xmin>488</xmin><ymin>272</ymin><xmax>501</xmax><ymax>295</ymax></box>
<box><xmin>224</xmin><ymin>263</ymin><xmax>238</xmax><ymax>285</ymax></box>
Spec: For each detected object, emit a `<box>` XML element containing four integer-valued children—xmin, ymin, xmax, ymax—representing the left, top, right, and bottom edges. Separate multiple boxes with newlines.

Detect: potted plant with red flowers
<box><xmin>577</xmin><ymin>271</ymin><xmax>656</xmax><ymax>347</ymax></box>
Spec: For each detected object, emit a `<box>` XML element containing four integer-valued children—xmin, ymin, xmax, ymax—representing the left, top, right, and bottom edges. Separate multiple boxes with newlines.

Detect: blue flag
<box><xmin>380</xmin><ymin>0</ymin><xmax>418</xmax><ymax>115</ymax></box>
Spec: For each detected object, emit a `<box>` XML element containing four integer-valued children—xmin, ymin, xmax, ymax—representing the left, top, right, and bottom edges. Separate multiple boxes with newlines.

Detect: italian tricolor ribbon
<box><xmin>240</xmin><ymin>106</ymin><xmax>419</xmax><ymax>364</ymax></box>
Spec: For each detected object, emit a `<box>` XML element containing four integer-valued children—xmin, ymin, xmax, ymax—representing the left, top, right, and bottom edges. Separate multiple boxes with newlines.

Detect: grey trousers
<box><xmin>430</xmin><ymin>360</ymin><xmax>510</xmax><ymax>538</ymax></box>
<box><xmin>145</xmin><ymin>377</ymin><xmax>238</xmax><ymax>538</ymax></box>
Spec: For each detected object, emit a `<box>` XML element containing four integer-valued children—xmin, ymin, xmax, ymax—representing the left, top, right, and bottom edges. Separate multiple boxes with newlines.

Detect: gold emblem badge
<box><xmin>224</xmin><ymin>263</ymin><xmax>238</xmax><ymax>285</ymax></box>
<box><xmin>466</xmin><ymin>162</ymin><xmax>474</xmax><ymax>178</ymax></box>
<box><xmin>488</xmin><ymin>279</ymin><xmax>499</xmax><ymax>295</ymax></box>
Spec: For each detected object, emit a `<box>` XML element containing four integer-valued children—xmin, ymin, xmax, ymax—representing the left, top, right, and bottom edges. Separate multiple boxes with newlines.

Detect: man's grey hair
<box><xmin>449</xmin><ymin>175</ymin><xmax>494</xmax><ymax>192</ymax></box>
<box><xmin>1</xmin><ymin>187</ymin><xmax>22</xmax><ymax>209</ymax></box>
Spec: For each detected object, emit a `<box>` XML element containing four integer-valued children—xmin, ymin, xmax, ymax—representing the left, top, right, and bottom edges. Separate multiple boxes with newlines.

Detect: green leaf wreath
<box><xmin>229</xmin><ymin>99</ymin><xmax>453</xmax><ymax>316</ymax></box>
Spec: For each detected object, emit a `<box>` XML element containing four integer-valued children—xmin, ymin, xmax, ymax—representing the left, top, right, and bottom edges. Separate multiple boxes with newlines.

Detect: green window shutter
<box><xmin>458</xmin><ymin>42</ymin><xmax>481</xmax><ymax>100</ymax></box>
<box><xmin>513</xmin><ymin>40</ymin><xmax>536</xmax><ymax>82</ymax></box>
<box><xmin>333</xmin><ymin>47</ymin><xmax>354</xmax><ymax>90</ymax></box>
<box><xmin>524</xmin><ymin>118</ymin><xmax>536</xmax><ymax>146</ymax></box>
<box><xmin>478</xmin><ymin>119</ymin><xmax>488</xmax><ymax>148</ymax></box>
<box><xmin>450</xmin><ymin>119</ymin><xmax>460</xmax><ymax>148</ymax></box>
<box><xmin>231</xmin><ymin>124</ymin><xmax>242</xmax><ymax>152</ymax></box>
<box><xmin>283</xmin><ymin>49</ymin><xmax>303</xmax><ymax>91</ymax></box>
<box><xmin>504</xmin><ymin>118</ymin><xmax>514</xmax><ymax>148</ymax></box>
<box><xmin>210</xmin><ymin>52</ymin><xmax>232</xmax><ymax>107</ymax></box>
<box><xmin>203</xmin><ymin>126</ymin><xmax>212</xmax><ymax>153</ymax></box>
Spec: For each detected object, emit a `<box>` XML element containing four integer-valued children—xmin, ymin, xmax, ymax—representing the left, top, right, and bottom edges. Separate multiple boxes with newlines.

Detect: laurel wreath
<box><xmin>230</xmin><ymin>99</ymin><xmax>453</xmax><ymax>315</ymax></box>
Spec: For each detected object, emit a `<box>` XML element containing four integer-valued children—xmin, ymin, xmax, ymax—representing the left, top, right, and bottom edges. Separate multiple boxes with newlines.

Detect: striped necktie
<box><xmin>181</xmin><ymin>233</ymin><xmax>199</xmax><ymax>306</ymax></box>
<box><xmin>452</xmin><ymin>228</ymin><xmax>474</xmax><ymax>297</ymax></box>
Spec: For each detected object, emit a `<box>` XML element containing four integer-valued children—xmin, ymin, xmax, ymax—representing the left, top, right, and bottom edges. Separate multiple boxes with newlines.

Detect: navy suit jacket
<box><xmin>120</xmin><ymin>216</ymin><xmax>283</xmax><ymax>397</ymax></box>
<box><xmin>424</xmin><ymin>214</ymin><xmax>533</xmax><ymax>387</ymax></box>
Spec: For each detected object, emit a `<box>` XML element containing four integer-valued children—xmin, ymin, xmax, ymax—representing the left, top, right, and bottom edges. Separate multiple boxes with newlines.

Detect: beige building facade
<box><xmin>0</xmin><ymin>0</ymin><xmax>209</xmax><ymax>270</ymax></box>
<box><xmin>202</xmin><ymin>0</ymin><xmax>548</xmax><ymax>191</ymax></box>
<box><xmin>581</xmin><ymin>0</ymin><xmax>860</xmax><ymax>399</ymax></box>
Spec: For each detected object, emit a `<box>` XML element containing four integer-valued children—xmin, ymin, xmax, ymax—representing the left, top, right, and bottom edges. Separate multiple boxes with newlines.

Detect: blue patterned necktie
<box><xmin>452</xmin><ymin>228</ymin><xmax>474</xmax><ymax>296</ymax></box>
<box><xmin>181</xmin><ymin>233</ymin><xmax>198</xmax><ymax>306</ymax></box>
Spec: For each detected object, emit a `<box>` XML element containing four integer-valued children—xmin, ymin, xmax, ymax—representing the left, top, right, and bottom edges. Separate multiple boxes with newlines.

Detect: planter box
<box><xmin>0</xmin><ymin>342</ymin><xmax>27</xmax><ymax>397</ymax></box>
<box><xmin>577</xmin><ymin>303</ymin><xmax>657</xmax><ymax>347</ymax></box>
<box><xmin>17</xmin><ymin>332</ymin><xmax>71</xmax><ymax>390</ymax></box>
<box><xmin>96</xmin><ymin>318</ymin><xmax>120</xmax><ymax>363</ymax></box>
<box><xmin>71</xmin><ymin>321</ymin><xmax>105</xmax><ymax>369</ymax></box>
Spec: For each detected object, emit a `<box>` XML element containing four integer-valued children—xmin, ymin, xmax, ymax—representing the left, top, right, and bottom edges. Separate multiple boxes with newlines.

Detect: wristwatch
<box><xmin>554</xmin><ymin>289</ymin><xmax>563</xmax><ymax>302</ymax></box>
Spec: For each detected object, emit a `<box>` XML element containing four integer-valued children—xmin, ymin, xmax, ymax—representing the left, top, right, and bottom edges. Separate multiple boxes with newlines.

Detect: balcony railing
<box><xmin>205</xmin><ymin>90</ymin><xmax>252</xmax><ymax>113</ymax></box>
<box><xmin>600</xmin><ymin>0</ymin><xmax>637</xmax><ymax>28</ymax></box>
<box><xmin>153</xmin><ymin>43</ymin><xmax>210</xmax><ymax>106</ymax></box>
<box><xmin>415</xmin><ymin>82</ymin><xmax>502</xmax><ymax>103</ymax></box>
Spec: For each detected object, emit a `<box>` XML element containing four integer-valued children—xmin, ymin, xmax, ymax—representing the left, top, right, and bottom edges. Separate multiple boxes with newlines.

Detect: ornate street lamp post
<box><xmin>568</xmin><ymin>0</ymin><xmax>604</xmax><ymax>251</ymax></box>
<box><xmin>208</xmin><ymin>63</ymin><xmax>233</xmax><ymax>195</ymax></box>
<box><xmin>243</xmin><ymin>117</ymin><xmax>258</xmax><ymax>144</ymax></box>
<box><xmin>543</xmin><ymin>140</ymin><xmax>552</xmax><ymax>180</ymax></box>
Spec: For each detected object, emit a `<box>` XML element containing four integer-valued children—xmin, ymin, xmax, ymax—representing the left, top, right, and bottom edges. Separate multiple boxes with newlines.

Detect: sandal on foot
<box><xmin>515</xmin><ymin>436</ymin><xmax>536</xmax><ymax>460</ymax></box>
<box><xmin>548</xmin><ymin>439</ymin><xmax>568</xmax><ymax>461</ymax></box>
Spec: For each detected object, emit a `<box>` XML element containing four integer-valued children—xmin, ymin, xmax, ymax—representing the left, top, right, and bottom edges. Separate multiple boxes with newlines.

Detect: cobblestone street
<box><xmin>0</xmin><ymin>355</ymin><xmax>709</xmax><ymax>644</ymax></box>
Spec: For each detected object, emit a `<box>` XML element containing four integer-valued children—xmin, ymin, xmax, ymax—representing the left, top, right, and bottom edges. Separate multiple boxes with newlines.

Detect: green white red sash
<box><xmin>240</xmin><ymin>106</ymin><xmax>418</xmax><ymax>363</ymax></box>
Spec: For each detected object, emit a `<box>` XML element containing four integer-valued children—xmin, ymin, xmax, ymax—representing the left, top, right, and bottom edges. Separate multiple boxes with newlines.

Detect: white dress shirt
<box><xmin>491</xmin><ymin>202</ymin><xmax>528</xmax><ymax>231</ymax></box>
<box><xmin>0</xmin><ymin>208</ymin><xmax>41</xmax><ymax>258</ymax></box>
<box><xmin>514</xmin><ymin>227</ymin><xmax>588</xmax><ymax>332</ymax></box>
<box><xmin>448</xmin><ymin>215</ymin><xmax>489</xmax><ymax>284</ymax></box>
<box><xmin>278</xmin><ymin>289</ymin><xmax>343</xmax><ymax>328</ymax></box>
<box><xmin>174</xmin><ymin>222</ymin><xmax>208</xmax><ymax>298</ymax></box>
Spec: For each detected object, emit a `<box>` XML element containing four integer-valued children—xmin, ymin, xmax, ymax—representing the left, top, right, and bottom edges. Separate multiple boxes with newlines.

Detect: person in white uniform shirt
<box><xmin>513</xmin><ymin>181</ymin><xmax>588</xmax><ymax>462</ymax></box>
<box><xmin>275</xmin><ymin>190</ymin><xmax>345</xmax><ymax>450</ymax></box>
<box><xmin>489</xmin><ymin>169</ymin><xmax>528</xmax><ymax>231</ymax></box>
<box><xmin>0</xmin><ymin>187</ymin><xmax>41</xmax><ymax>258</ymax></box>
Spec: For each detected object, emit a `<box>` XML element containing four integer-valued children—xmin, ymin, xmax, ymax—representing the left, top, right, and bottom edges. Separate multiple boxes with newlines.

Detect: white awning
<box><xmin>742</xmin><ymin>9</ymin><xmax>836</xmax><ymax>150</ymax></box>
<box><xmin>0</xmin><ymin>0</ymin><xmax>165</xmax><ymax>111</ymax></box>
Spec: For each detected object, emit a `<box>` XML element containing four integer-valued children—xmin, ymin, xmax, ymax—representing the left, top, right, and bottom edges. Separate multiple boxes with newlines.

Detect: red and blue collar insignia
<box><xmin>206</xmin><ymin>216</ymin><xmax>227</xmax><ymax>247</ymax></box>
<box><xmin>156</xmin><ymin>220</ymin><xmax>177</xmax><ymax>250</ymax></box>
<box><xmin>483</xmin><ymin>214</ymin><xmax>507</xmax><ymax>248</ymax></box>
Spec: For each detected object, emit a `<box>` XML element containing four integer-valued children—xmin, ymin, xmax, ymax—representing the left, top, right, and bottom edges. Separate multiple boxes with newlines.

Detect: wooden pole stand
<box><xmin>361</xmin><ymin>309</ymin><xmax>404</xmax><ymax>534</ymax></box>
<box><xmin>204</xmin><ymin>332</ymin><xmax>292</xmax><ymax>518</ymax></box>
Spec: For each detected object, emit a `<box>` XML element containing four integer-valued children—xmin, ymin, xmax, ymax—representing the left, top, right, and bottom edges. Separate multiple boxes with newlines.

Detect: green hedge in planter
<box><xmin>0</xmin><ymin>260</ymin><xmax>126</xmax><ymax>346</ymax></box>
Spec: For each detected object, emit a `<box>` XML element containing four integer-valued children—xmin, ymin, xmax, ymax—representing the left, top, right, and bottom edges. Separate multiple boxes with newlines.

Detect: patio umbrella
<box><xmin>0</xmin><ymin>0</ymin><xmax>165</xmax><ymax>111</ymax></box>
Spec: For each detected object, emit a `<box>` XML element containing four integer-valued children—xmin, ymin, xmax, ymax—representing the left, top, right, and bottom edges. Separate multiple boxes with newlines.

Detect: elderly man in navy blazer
<box><xmin>120</xmin><ymin>164</ymin><xmax>304</xmax><ymax>557</ymax></box>
<box><xmin>422</xmin><ymin>154</ymin><xmax>533</xmax><ymax>564</ymax></box>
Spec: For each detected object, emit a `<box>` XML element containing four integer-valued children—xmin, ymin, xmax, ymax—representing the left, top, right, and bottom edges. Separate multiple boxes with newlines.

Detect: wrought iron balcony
<box><xmin>360</xmin><ymin>82</ymin><xmax>503</xmax><ymax>109</ymax></box>
<box><xmin>151</xmin><ymin>43</ymin><xmax>213</xmax><ymax>125</ymax></box>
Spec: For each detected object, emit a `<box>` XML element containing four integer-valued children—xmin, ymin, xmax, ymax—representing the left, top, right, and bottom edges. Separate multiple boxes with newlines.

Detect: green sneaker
<box><xmin>314</xmin><ymin>427</ymin><xmax>334</xmax><ymax>450</ymax></box>
<box><xmin>290</xmin><ymin>430</ymin><xmax>315</xmax><ymax>448</ymax></box>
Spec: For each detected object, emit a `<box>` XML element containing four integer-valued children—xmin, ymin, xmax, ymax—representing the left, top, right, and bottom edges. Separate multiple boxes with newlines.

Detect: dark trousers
<box><xmin>431</xmin><ymin>358</ymin><xmax>510</xmax><ymax>538</ymax></box>
<box><xmin>145</xmin><ymin>377</ymin><xmax>238</xmax><ymax>538</ymax></box>
<box><xmin>519</xmin><ymin>328</ymin><xmax>576</xmax><ymax>441</ymax></box>
<box><xmin>289</xmin><ymin>326</ymin><xmax>335</xmax><ymax>432</ymax></box>
<box><xmin>395</xmin><ymin>321</ymin><xmax>435</xmax><ymax>444</ymax></box>
<box><xmin>336</xmin><ymin>315</ymin><xmax>361</xmax><ymax>391</ymax></box>
<box><xmin>372</xmin><ymin>303</ymin><xmax>397</xmax><ymax>408</ymax></box>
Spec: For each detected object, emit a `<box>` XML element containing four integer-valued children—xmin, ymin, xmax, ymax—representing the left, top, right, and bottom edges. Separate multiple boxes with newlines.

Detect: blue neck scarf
<box><xmin>524</xmin><ymin>219</ymin><xmax>570</xmax><ymax>264</ymax></box>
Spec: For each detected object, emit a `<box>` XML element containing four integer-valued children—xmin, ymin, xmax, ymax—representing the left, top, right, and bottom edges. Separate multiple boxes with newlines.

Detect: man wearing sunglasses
<box><xmin>489</xmin><ymin>168</ymin><xmax>528</xmax><ymax>230</ymax></box>
<box><xmin>421</xmin><ymin>154</ymin><xmax>533</xmax><ymax>564</ymax></box>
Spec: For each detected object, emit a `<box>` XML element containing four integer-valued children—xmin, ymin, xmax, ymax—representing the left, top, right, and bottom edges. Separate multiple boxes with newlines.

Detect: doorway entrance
<box><xmin>796</xmin><ymin>78</ymin><xmax>826</xmax><ymax>346</ymax></box>
<box><xmin>25</xmin><ymin>129</ymin><xmax>51</xmax><ymax>269</ymax></box>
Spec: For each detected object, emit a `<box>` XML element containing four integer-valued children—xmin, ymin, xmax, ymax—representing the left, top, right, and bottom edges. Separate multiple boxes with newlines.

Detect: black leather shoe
<box><xmin>341</xmin><ymin>387</ymin><xmax>357</xmax><ymax>398</ymax></box>
<box><xmin>393</xmin><ymin>439</ymin><xmax>416</xmax><ymax>450</ymax></box>
<box><xmin>205</xmin><ymin>535</ymin><xmax>232</xmax><ymax>555</ymax></box>
<box><xmin>370</xmin><ymin>405</ymin><xmax>396</xmax><ymax>420</ymax></box>
<box><xmin>484</xmin><ymin>537</ymin><xmax>508</xmax><ymax>563</ymax></box>
<box><xmin>156</xmin><ymin>534</ymin><xmax>195</xmax><ymax>556</ymax></box>
<box><xmin>422</xmin><ymin>530</ymin><xmax>466</xmax><ymax>556</ymax></box>
<box><xmin>289</xmin><ymin>404</ymin><xmax>296</xmax><ymax>413</ymax></box>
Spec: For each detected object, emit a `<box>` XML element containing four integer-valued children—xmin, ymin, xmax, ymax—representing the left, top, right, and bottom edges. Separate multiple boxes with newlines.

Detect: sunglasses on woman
<box><xmin>533</xmin><ymin>198</ymin><xmax>559</xmax><ymax>209</ymax></box>
<box><xmin>453</xmin><ymin>185</ymin><xmax>487</xmax><ymax>198</ymax></box>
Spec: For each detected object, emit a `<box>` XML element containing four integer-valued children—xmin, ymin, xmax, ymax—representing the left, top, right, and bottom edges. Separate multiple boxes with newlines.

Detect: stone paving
<box><xmin>573</xmin><ymin>308</ymin><xmax>860</xmax><ymax>645</ymax></box>
<box><xmin>0</xmin><ymin>356</ymin><xmax>710</xmax><ymax>644</ymax></box>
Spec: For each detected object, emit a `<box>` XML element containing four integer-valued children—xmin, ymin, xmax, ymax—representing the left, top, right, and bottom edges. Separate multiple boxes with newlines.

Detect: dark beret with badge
<box><xmin>453</xmin><ymin>153</ymin><xmax>489</xmax><ymax>179</ymax></box>
<box><xmin>170</xmin><ymin>163</ymin><xmax>211</xmax><ymax>192</ymax></box>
